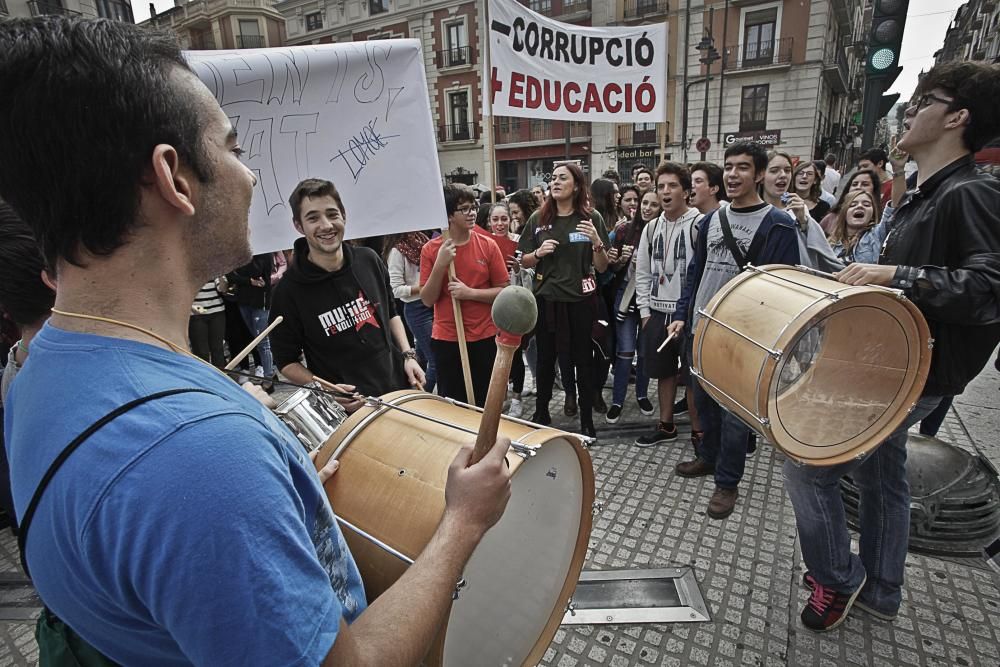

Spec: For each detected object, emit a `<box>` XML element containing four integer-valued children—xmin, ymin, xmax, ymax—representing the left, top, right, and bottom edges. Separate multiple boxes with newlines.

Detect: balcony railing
<box><xmin>723</xmin><ymin>37</ymin><xmax>794</xmax><ymax>70</ymax></box>
<box><xmin>236</xmin><ymin>34</ymin><xmax>266</xmax><ymax>49</ymax></box>
<box><xmin>437</xmin><ymin>46</ymin><xmax>475</xmax><ymax>69</ymax></box>
<box><xmin>189</xmin><ymin>34</ymin><xmax>217</xmax><ymax>50</ymax></box>
<box><xmin>439</xmin><ymin>123</ymin><xmax>479</xmax><ymax>143</ymax></box>
<box><xmin>27</xmin><ymin>0</ymin><xmax>81</xmax><ymax>16</ymax></box>
<box><xmin>496</xmin><ymin>119</ymin><xmax>589</xmax><ymax>144</ymax></box>
<box><xmin>519</xmin><ymin>0</ymin><xmax>552</xmax><ymax>15</ymax></box>
<box><xmin>616</xmin><ymin>124</ymin><xmax>658</xmax><ymax>146</ymax></box>
<box><xmin>822</xmin><ymin>40</ymin><xmax>849</xmax><ymax>93</ymax></box>
<box><xmin>623</xmin><ymin>0</ymin><xmax>668</xmax><ymax>20</ymax></box>
<box><xmin>559</xmin><ymin>0</ymin><xmax>590</xmax><ymax>15</ymax></box>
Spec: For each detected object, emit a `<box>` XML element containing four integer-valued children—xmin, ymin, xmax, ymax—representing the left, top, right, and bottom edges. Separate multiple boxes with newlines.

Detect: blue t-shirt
<box><xmin>4</xmin><ymin>324</ymin><xmax>366</xmax><ymax>665</ymax></box>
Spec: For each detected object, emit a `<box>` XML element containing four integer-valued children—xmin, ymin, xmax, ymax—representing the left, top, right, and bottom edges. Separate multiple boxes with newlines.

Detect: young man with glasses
<box><xmin>421</xmin><ymin>184</ymin><xmax>509</xmax><ymax>406</ymax></box>
<box><xmin>783</xmin><ymin>61</ymin><xmax>1000</xmax><ymax>632</ymax></box>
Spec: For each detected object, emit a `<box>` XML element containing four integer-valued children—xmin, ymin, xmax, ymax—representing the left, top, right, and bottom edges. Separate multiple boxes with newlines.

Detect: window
<box><xmin>633</xmin><ymin>122</ymin><xmax>657</xmax><ymax>144</ymax></box>
<box><xmin>449</xmin><ymin>91</ymin><xmax>470</xmax><ymax>140</ymax></box>
<box><xmin>369</xmin><ymin>0</ymin><xmax>388</xmax><ymax>15</ymax></box>
<box><xmin>740</xmin><ymin>85</ymin><xmax>769</xmax><ymax>132</ymax></box>
<box><xmin>96</xmin><ymin>0</ymin><xmax>133</xmax><ymax>22</ymax></box>
<box><xmin>237</xmin><ymin>19</ymin><xmax>264</xmax><ymax>48</ymax></box>
<box><xmin>306</xmin><ymin>12</ymin><xmax>323</xmax><ymax>31</ymax></box>
<box><xmin>743</xmin><ymin>8</ymin><xmax>777</xmax><ymax>65</ymax></box>
<box><xmin>445</xmin><ymin>22</ymin><xmax>467</xmax><ymax>66</ymax></box>
<box><xmin>528</xmin><ymin>0</ymin><xmax>551</xmax><ymax>14</ymax></box>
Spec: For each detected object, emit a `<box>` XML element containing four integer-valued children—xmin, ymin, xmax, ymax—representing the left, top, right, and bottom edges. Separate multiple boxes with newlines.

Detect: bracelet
<box><xmin>592</xmin><ymin>242</ymin><xmax>605</xmax><ymax>253</ymax></box>
<box><xmin>402</xmin><ymin>349</ymin><xmax>418</xmax><ymax>361</ymax></box>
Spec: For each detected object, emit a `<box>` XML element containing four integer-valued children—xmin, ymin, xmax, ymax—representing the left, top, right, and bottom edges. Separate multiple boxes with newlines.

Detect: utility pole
<box><xmin>695</xmin><ymin>8</ymin><xmax>720</xmax><ymax>161</ymax></box>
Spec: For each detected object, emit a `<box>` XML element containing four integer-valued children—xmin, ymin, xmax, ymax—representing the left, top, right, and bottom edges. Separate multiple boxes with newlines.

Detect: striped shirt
<box><xmin>192</xmin><ymin>281</ymin><xmax>225</xmax><ymax>315</ymax></box>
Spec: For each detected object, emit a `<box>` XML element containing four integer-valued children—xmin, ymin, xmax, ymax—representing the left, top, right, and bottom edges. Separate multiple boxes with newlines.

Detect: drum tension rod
<box><xmin>696</xmin><ymin>310</ymin><xmax>783</xmax><ymax>360</ymax></box>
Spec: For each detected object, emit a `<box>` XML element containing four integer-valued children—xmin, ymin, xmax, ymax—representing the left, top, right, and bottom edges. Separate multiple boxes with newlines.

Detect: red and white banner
<box><xmin>487</xmin><ymin>0</ymin><xmax>667</xmax><ymax>122</ymax></box>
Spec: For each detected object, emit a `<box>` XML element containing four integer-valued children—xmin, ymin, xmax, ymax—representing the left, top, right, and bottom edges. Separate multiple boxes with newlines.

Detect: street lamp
<box><xmin>695</xmin><ymin>8</ymin><xmax>721</xmax><ymax>161</ymax></box>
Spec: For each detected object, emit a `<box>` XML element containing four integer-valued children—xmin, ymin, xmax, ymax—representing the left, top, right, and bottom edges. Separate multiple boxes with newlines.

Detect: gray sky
<box><xmin>134</xmin><ymin>0</ymin><xmax>964</xmax><ymax>100</ymax></box>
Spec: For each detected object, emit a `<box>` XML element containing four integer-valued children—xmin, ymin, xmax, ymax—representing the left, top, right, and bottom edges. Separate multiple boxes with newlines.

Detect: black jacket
<box><xmin>227</xmin><ymin>254</ymin><xmax>273</xmax><ymax>309</ymax></box>
<box><xmin>883</xmin><ymin>155</ymin><xmax>1000</xmax><ymax>396</ymax></box>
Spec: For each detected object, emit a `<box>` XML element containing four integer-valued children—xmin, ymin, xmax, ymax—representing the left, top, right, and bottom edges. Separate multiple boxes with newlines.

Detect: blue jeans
<box><xmin>611</xmin><ymin>287</ymin><xmax>649</xmax><ymax>406</ymax></box>
<box><xmin>691</xmin><ymin>379</ymin><xmax>752</xmax><ymax>489</ymax></box>
<box><xmin>783</xmin><ymin>394</ymin><xmax>943</xmax><ymax>615</ymax></box>
<box><xmin>238</xmin><ymin>305</ymin><xmax>274</xmax><ymax>377</ymax></box>
<box><xmin>403</xmin><ymin>300</ymin><xmax>436</xmax><ymax>393</ymax></box>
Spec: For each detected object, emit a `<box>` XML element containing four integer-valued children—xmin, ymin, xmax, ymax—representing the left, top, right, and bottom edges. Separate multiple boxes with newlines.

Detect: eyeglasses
<box><xmin>912</xmin><ymin>93</ymin><xmax>955</xmax><ymax>111</ymax></box>
<box><xmin>456</xmin><ymin>205</ymin><xmax>476</xmax><ymax>214</ymax></box>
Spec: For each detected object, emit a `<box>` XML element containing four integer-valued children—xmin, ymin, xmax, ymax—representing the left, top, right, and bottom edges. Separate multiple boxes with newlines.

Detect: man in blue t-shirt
<box><xmin>0</xmin><ymin>17</ymin><xmax>511</xmax><ymax>665</ymax></box>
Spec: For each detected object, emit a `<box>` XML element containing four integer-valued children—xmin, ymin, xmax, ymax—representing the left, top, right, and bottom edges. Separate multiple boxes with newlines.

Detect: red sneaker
<box><xmin>800</xmin><ymin>575</ymin><xmax>866</xmax><ymax>632</ymax></box>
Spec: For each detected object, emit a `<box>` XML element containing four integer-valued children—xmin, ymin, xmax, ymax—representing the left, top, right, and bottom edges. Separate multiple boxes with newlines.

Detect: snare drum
<box><xmin>313</xmin><ymin>390</ymin><xmax>594</xmax><ymax>666</ymax></box>
<box><xmin>273</xmin><ymin>386</ymin><xmax>347</xmax><ymax>453</ymax></box>
<box><xmin>692</xmin><ymin>265</ymin><xmax>932</xmax><ymax>466</ymax></box>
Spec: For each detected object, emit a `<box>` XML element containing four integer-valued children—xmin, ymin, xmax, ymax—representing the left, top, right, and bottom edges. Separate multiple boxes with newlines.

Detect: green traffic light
<box><xmin>870</xmin><ymin>47</ymin><xmax>895</xmax><ymax>71</ymax></box>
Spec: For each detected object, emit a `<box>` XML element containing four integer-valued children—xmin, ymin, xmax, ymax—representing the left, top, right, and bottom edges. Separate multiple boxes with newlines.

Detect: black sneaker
<box><xmin>635</xmin><ymin>422</ymin><xmax>678</xmax><ymax>447</ymax></box>
<box><xmin>800</xmin><ymin>574</ymin><xmax>866</xmax><ymax>632</ymax></box>
<box><xmin>673</xmin><ymin>396</ymin><xmax>688</xmax><ymax>416</ymax></box>
<box><xmin>605</xmin><ymin>404</ymin><xmax>623</xmax><ymax>424</ymax></box>
<box><xmin>636</xmin><ymin>396</ymin><xmax>655</xmax><ymax>416</ymax></box>
<box><xmin>530</xmin><ymin>410</ymin><xmax>552</xmax><ymax>426</ymax></box>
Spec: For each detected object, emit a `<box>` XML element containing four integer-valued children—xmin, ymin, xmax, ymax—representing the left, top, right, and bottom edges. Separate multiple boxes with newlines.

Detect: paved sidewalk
<box><xmin>1</xmin><ymin>356</ymin><xmax>998</xmax><ymax>666</ymax></box>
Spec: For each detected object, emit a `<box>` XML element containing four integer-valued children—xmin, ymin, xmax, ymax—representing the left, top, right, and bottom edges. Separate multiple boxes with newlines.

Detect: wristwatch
<box><xmin>402</xmin><ymin>349</ymin><xmax>418</xmax><ymax>361</ymax></box>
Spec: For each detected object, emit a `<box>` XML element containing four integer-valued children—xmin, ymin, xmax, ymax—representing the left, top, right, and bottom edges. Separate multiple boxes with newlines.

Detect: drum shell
<box><xmin>313</xmin><ymin>390</ymin><xmax>595</xmax><ymax>666</ymax></box>
<box><xmin>692</xmin><ymin>265</ymin><xmax>932</xmax><ymax>466</ymax></box>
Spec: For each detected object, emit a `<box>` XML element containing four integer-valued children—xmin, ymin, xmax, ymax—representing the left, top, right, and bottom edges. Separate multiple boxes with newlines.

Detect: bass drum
<box><xmin>692</xmin><ymin>265</ymin><xmax>932</xmax><ymax>466</ymax></box>
<box><xmin>313</xmin><ymin>390</ymin><xmax>594</xmax><ymax>666</ymax></box>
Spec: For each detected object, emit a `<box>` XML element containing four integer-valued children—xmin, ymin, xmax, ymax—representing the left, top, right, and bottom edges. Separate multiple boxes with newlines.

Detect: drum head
<box><xmin>444</xmin><ymin>435</ymin><xmax>588</xmax><ymax>666</ymax></box>
<box><xmin>768</xmin><ymin>294</ymin><xmax>930</xmax><ymax>465</ymax></box>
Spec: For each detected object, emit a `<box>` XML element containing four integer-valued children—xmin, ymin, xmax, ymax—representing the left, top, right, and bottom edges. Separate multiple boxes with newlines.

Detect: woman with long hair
<box><xmin>518</xmin><ymin>163</ymin><xmax>610</xmax><ymax>436</ymax></box>
<box><xmin>590</xmin><ymin>178</ymin><xmax>619</xmax><ymax>234</ymax></box>
<box><xmin>605</xmin><ymin>189</ymin><xmax>661</xmax><ymax>423</ymax></box>
<box><xmin>618</xmin><ymin>185</ymin><xmax>640</xmax><ymax>224</ymax></box>
<box><xmin>826</xmin><ymin>190</ymin><xmax>880</xmax><ymax>263</ymax></box>
<box><xmin>762</xmin><ymin>151</ymin><xmax>841</xmax><ymax>272</ymax></box>
<box><xmin>587</xmin><ymin>177</ymin><xmax>622</xmax><ymax>413</ymax></box>
<box><xmin>385</xmin><ymin>231</ymin><xmax>436</xmax><ymax>393</ymax></box>
<box><xmin>818</xmin><ymin>168</ymin><xmax>882</xmax><ymax>234</ymax></box>
<box><xmin>507</xmin><ymin>189</ymin><xmax>538</xmax><ymax>234</ymax></box>
<box><xmin>792</xmin><ymin>160</ymin><xmax>831</xmax><ymax>222</ymax></box>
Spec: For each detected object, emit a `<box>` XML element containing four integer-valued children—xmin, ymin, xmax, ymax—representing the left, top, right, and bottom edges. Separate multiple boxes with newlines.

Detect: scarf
<box><xmin>395</xmin><ymin>231</ymin><xmax>429</xmax><ymax>266</ymax></box>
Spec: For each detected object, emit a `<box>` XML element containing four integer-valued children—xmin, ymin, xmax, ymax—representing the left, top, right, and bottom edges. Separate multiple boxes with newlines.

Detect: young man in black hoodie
<box><xmin>269</xmin><ymin>178</ymin><xmax>425</xmax><ymax>405</ymax></box>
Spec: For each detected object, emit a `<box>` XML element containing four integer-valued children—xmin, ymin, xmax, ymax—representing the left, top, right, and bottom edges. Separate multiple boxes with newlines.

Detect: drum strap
<box><xmin>717</xmin><ymin>206</ymin><xmax>747</xmax><ymax>270</ymax></box>
<box><xmin>17</xmin><ymin>388</ymin><xmax>211</xmax><ymax>580</ymax></box>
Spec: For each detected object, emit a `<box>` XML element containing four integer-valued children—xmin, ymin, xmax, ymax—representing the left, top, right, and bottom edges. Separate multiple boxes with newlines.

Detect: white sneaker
<box><xmin>254</xmin><ymin>366</ymin><xmax>265</xmax><ymax>378</ymax></box>
<box><xmin>508</xmin><ymin>398</ymin><xmax>523</xmax><ymax>418</ymax></box>
<box><xmin>522</xmin><ymin>375</ymin><xmax>536</xmax><ymax>397</ymax></box>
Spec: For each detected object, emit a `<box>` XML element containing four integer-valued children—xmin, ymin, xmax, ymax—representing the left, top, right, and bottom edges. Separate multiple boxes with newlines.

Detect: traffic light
<box><xmin>866</xmin><ymin>0</ymin><xmax>909</xmax><ymax>79</ymax></box>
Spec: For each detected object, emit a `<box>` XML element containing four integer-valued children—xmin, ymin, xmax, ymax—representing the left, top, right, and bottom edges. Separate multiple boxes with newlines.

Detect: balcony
<box><xmin>495</xmin><ymin>119</ymin><xmax>589</xmax><ymax>144</ymax></box>
<box><xmin>437</xmin><ymin>46</ymin><xmax>475</xmax><ymax>69</ymax></box>
<box><xmin>27</xmin><ymin>0</ymin><xmax>81</xmax><ymax>16</ymax></box>
<box><xmin>236</xmin><ymin>34</ymin><xmax>266</xmax><ymax>48</ymax></box>
<box><xmin>822</xmin><ymin>41</ymin><xmax>849</xmax><ymax>94</ymax></box>
<box><xmin>519</xmin><ymin>0</ymin><xmax>552</xmax><ymax>16</ymax></box>
<box><xmin>616</xmin><ymin>124</ymin><xmax>658</xmax><ymax>146</ymax></box>
<box><xmin>722</xmin><ymin>37</ymin><xmax>793</xmax><ymax>71</ymax></box>
<box><xmin>623</xmin><ymin>0</ymin><xmax>668</xmax><ymax>20</ymax></box>
<box><xmin>559</xmin><ymin>0</ymin><xmax>591</xmax><ymax>16</ymax></box>
<box><xmin>439</xmin><ymin>122</ymin><xmax>479</xmax><ymax>143</ymax></box>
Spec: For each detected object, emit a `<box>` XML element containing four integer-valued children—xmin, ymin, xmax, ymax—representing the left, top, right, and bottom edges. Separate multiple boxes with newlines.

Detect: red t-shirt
<box><xmin>420</xmin><ymin>232</ymin><xmax>510</xmax><ymax>342</ymax></box>
<box><xmin>881</xmin><ymin>180</ymin><xmax>893</xmax><ymax>208</ymax></box>
<box><xmin>490</xmin><ymin>233</ymin><xmax>519</xmax><ymax>261</ymax></box>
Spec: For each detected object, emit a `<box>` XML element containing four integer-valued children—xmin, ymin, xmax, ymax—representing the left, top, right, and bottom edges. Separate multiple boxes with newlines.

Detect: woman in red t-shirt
<box><xmin>420</xmin><ymin>185</ymin><xmax>510</xmax><ymax>406</ymax></box>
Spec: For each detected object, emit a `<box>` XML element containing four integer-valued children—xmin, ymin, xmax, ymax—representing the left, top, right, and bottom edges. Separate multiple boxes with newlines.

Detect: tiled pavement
<box><xmin>1</xmin><ymin>363</ymin><xmax>998</xmax><ymax>666</ymax></box>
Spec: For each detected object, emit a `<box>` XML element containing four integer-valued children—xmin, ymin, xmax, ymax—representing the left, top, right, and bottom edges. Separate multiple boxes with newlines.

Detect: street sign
<box><xmin>696</xmin><ymin>137</ymin><xmax>712</xmax><ymax>153</ymax></box>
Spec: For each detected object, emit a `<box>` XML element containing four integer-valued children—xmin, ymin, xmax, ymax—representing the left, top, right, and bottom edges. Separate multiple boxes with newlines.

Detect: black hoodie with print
<box><xmin>268</xmin><ymin>238</ymin><xmax>408</xmax><ymax>396</ymax></box>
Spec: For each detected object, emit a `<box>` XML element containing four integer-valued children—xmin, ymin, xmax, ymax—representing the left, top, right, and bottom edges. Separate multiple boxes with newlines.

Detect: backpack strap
<box><xmin>18</xmin><ymin>388</ymin><xmax>212</xmax><ymax>579</ymax></box>
<box><xmin>717</xmin><ymin>206</ymin><xmax>747</xmax><ymax>270</ymax></box>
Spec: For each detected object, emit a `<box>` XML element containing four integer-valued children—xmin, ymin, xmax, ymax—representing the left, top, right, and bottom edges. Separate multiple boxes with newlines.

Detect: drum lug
<box><xmin>769</xmin><ymin>349</ymin><xmax>783</xmax><ymax>361</ymax></box>
<box><xmin>510</xmin><ymin>442</ymin><xmax>538</xmax><ymax>458</ymax></box>
<box><xmin>453</xmin><ymin>577</ymin><xmax>467</xmax><ymax>600</ymax></box>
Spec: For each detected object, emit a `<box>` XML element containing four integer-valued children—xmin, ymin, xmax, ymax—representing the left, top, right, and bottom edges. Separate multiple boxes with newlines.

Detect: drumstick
<box><xmin>471</xmin><ymin>286</ymin><xmax>537</xmax><ymax>464</ymax></box>
<box><xmin>442</xmin><ymin>230</ymin><xmax>476</xmax><ymax>405</ymax></box>
<box><xmin>224</xmin><ymin>315</ymin><xmax>283</xmax><ymax>371</ymax></box>
<box><xmin>656</xmin><ymin>331</ymin><xmax>677</xmax><ymax>353</ymax></box>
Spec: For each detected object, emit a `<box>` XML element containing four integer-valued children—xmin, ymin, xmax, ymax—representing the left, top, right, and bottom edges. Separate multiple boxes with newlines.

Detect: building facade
<box><xmin>935</xmin><ymin>0</ymin><xmax>1000</xmax><ymax>65</ymax></box>
<box><xmin>268</xmin><ymin>0</ymin><xmax>869</xmax><ymax>190</ymax></box>
<box><xmin>1</xmin><ymin>0</ymin><xmax>132</xmax><ymax>22</ymax></box>
<box><xmin>142</xmin><ymin>0</ymin><xmax>286</xmax><ymax>52</ymax></box>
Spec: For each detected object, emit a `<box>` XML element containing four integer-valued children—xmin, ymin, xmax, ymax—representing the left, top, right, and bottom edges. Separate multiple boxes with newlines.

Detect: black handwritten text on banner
<box><xmin>187</xmin><ymin>41</ymin><xmax>445</xmax><ymax>254</ymax></box>
<box><xmin>488</xmin><ymin>0</ymin><xmax>667</xmax><ymax>122</ymax></box>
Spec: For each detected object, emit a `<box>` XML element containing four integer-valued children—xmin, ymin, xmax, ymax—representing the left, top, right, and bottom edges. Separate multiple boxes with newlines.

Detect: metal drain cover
<box><xmin>562</xmin><ymin>567</ymin><xmax>710</xmax><ymax>625</ymax></box>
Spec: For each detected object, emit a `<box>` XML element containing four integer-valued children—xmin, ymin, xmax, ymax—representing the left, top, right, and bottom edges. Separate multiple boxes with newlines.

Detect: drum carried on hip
<box><xmin>691</xmin><ymin>264</ymin><xmax>932</xmax><ymax>466</ymax></box>
<box><xmin>313</xmin><ymin>390</ymin><xmax>595</xmax><ymax>666</ymax></box>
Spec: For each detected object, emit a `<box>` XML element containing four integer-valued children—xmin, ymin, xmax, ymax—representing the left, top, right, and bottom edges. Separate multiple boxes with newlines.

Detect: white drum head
<box><xmin>444</xmin><ymin>436</ymin><xmax>585</xmax><ymax>666</ymax></box>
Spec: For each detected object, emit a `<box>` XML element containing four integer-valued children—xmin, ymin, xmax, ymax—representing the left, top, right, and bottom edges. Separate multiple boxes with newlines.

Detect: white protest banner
<box><xmin>487</xmin><ymin>0</ymin><xmax>667</xmax><ymax>122</ymax></box>
<box><xmin>186</xmin><ymin>41</ymin><xmax>446</xmax><ymax>254</ymax></box>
